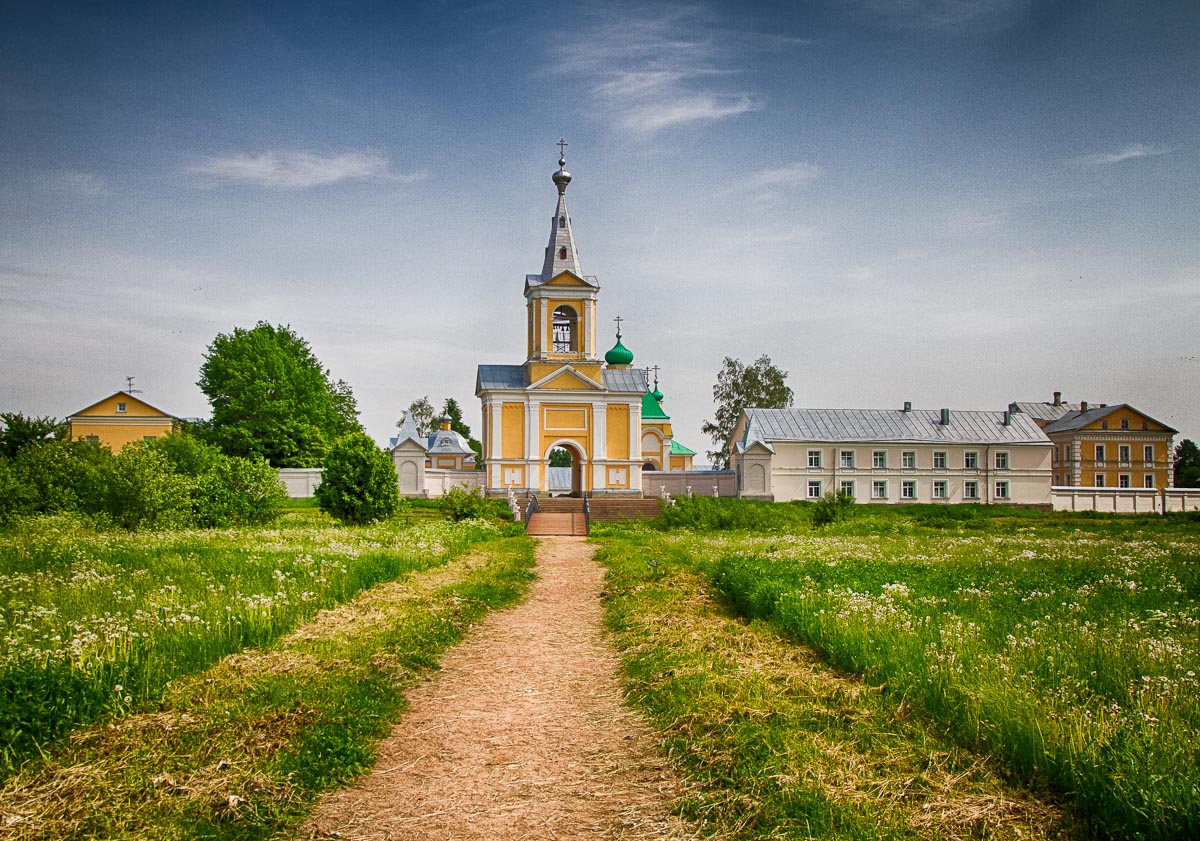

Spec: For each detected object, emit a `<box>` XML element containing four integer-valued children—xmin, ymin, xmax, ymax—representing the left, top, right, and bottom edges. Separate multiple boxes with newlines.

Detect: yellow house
<box><xmin>1041</xmin><ymin>403</ymin><xmax>1176</xmax><ymax>489</ymax></box>
<box><xmin>67</xmin><ymin>391</ymin><xmax>178</xmax><ymax>451</ymax></box>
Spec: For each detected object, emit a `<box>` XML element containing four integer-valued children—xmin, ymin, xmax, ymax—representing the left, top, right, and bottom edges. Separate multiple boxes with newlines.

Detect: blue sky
<box><xmin>2</xmin><ymin>0</ymin><xmax>1198</xmax><ymax>458</ymax></box>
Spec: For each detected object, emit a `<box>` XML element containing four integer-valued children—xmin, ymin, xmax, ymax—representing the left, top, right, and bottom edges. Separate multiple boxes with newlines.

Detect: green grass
<box><xmin>599</xmin><ymin>506</ymin><xmax>1200</xmax><ymax>840</ymax></box>
<box><xmin>0</xmin><ymin>535</ymin><xmax>536</xmax><ymax>839</ymax></box>
<box><xmin>0</xmin><ymin>512</ymin><xmax>518</xmax><ymax>778</ymax></box>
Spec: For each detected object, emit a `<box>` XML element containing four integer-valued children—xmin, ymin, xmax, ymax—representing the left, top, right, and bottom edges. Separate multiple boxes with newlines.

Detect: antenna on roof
<box><xmin>125</xmin><ymin>376</ymin><xmax>142</xmax><ymax>395</ymax></box>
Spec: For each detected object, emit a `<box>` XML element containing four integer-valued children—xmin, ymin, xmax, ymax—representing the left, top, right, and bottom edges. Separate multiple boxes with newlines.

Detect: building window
<box><xmin>1119</xmin><ymin>474</ymin><xmax>1131</xmax><ymax>488</ymax></box>
<box><xmin>840</xmin><ymin>480</ymin><xmax>855</xmax><ymax>497</ymax></box>
<box><xmin>143</xmin><ymin>435</ymin><xmax>157</xmax><ymax>442</ymax></box>
<box><xmin>1118</xmin><ymin>444</ymin><xmax>1130</xmax><ymax>464</ymax></box>
<box><xmin>1101</xmin><ymin>420</ymin><xmax>1108</xmax><ymax>429</ymax></box>
<box><xmin>964</xmin><ymin>481</ymin><xmax>979</xmax><ymax>499</ymax></box>
<box><xmin>1144</xmin><ymin>474</ymin><xmax>1155</xmax><ymax>489</ymax></box>
<box><xmin>933</xmin><ymin>480</ymin><xmax>948</xmax><ymax>499</ymax></box>
<box><xmin>995</xmin><ymin>481</ymin><xmax>1009</xmax><ymax>499</ymax></box>
<box><xmin>933</xmin><ymin>451</ymin><xmax>947</xmax><ymax>469</ymax></box>
<box><xmin>902</xmin><ymin>451</ymin><xmax>916</xmax><ymax>469</ymax></box>
<box><xmin>551</xmin><ymin>305</ymin><xmax>578</xmax><ymax>352</ymax></box>
<box><xmin>873</xmin><ymin>450</ymin><xmax>887</xmax><ymax>468</ymax></box>
<box><xmin>560</xmin><ymin>216</ymin><xmax>566</xmax><ymax>225</ymax></box>
<box><xmin>1095</xmin><ymin>444</ymin><xmax>1105</xmax><ymax>465</ymax></box>
<box><xmin>808</xmin><ymin>480</ymin><xmax>822</xmax><ymax>499</ymax></box>
<box><xmin>1142</xmin><ymin>421</ymin><xmax>1148</xmax><ymax>430</ymax></box>
<box><xmin>994</xmin><ymin>451</ymin><xmax>1009</xmax><ymax>470</ymax></box>
<box><xmin>1121</xmin><ymin>418</ymin><xmax>1129</xmax><ymax>429</ymax></box>
<box><xmin>116</xmin><ymin>402</ymin><xmax>127</xmax><ymax>413</ymax></box>
<box><xmin>1095</xmin><ymin>474</ymin><xmax>1106</xmax><ymax>488</ymax></box>
<box><xmin>964</xmin><ymin>451</ymin><xmax>978</xmax><ymax>469</ymax></box>
<box><xmin>85</xmin><ymin>435</ymin><xmax>100</xmax><ymax>443</ymax></box>
<box><xmin>808</xmin><ymin>450</ymin><xmax>822</xmax><ymax>468</ymax></box>
<box><xmin>1063</xmin><ymin>444</ymin><xmax>1070</xmax><ymax>462</ymax></box>
<box><xmin>872</xmin><ymin>480</ymin><xmax>888</xmax><ymax>499</ymax></box>
<box><xmin>1144</xmin><ymin>445</ymin><xmax>1154</xmax><ymax>465</ymax></box>
<box><xmin>901</xmin><ymin>480</ymin><xmax>916</xmax><ymax>499</ymax></box>
<box><xmin>558</xmin><ymin>246</ymin><xmax>567</xmax><ymax>259</ymax></box>
<box><xmin>840</xmin><ymin>450</ymin><xmax>855</xmax><ymax>468</ymax></box>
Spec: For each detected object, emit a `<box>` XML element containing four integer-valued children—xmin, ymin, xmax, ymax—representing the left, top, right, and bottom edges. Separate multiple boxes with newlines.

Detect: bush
<box><xmin>191</xmin><ymin>454</ymin><xmax>287</xmax><ymax>527</ymax></box>
<box><xmin>656</xmin><ymin>496</ymin><xmax>811</xmax><ymax>532</ymax></box>
<box><xmin>101</xmin><ymin>446</ymin><xmax>192</xmax><ymax>530</ymax></box>
<box><xmin>811</xmin><ymin>489</ymin><xmax>855</xmax><ymax>527</ymax></box>
<box><xmin>0</xmin><ymin>458</ymin><xmax>33</xmax><ymax>526</ymax></box>
<box><xmin>315</xmin><ymin>433</ymin><xmax>400</xmax><ymax>524</ymax></box>
<box><xmin>438</xmin><ymin>485</ymin><xmax>489</xmax><ymax>522</ymax></box>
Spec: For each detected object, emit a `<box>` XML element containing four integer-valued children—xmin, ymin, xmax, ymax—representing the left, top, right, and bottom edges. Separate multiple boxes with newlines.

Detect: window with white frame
<box><xmin>964</xmin><ymin>481</ymin><xmax>979</xmax><ymax>499</ymax></box>
<box><xmin>901</xmin><ymin>480</ymin><xmax>916</xmax><ymax>499</ymax></box>
<box><xmin>1118</xmin><ymin>445</ymin><xmax>1130</xmax><ymax>464</ymax></box>
<box><xmin>994</xmin><ymin>481</ymin><xmax>1009</xmax><ymax>499</ymax></box>
<box><xmin>808</xmin><ymin>480</ymin><xmax>822</xmax><ymax>499</ymax></box>
<box><xmin>840</xmin><ymin>450</ymin><xmax>855</xmax><ymax>468</ymax></box>
<box><xmin>1144</xmin><ymin>445</ymin><xmax>1154</xmax><ymax>465</ymax></box>
<box><xmin>902</xmin><ymin>451</ymin><xmax>916</xmax><ymax>469</ymax></box>
<box><xmin>1119</xmin><ymin>474</ymin><xmax>1130</xmax><ymax>488</ymax></box>
<box><xmin>840</xmin><ymin>480</ymin><xmax>855</xmax><ymax>497</ymax></box>
<box><xmin>1144</xmin><ymin>474</ymin><xmax>1155</xmax><ymax>488</ymax></box>
<box><xmin>873</xmin><ymin>450</ymin><xmax>887</xmax><ymax>468</ymax></box>
<box><xmin>116</xmin><ymin>402</ymin><xmax>127</xmax><ymax>414</ymax></box>
<box><xmin>994</xmin><ymin>451</ymin><xmax>1009</xmax><ymax>470</ymax></box>
<box><xmin>1095</xmin><ymin>444</ymin><xmax>1106</xmax><ymax>465</ymax></box>
<box><xmin>964</xmin><ymin>451</ymin><xmax>978</xmax><ymax>469</ymax></box>
<box><xmin>872</xmin><ymin>480</ymin><xmax>888</xmax><ymax>499</ymax></box>
<box><xmin>1095</xmin><ymin>473</ymin><xmax>1106</xmax><ymax>487</ymax></box>
<box><xmin>808</xmin><ymin>450</ymin><xmax>822</xmax><ymax>468</ymax></box>
<box><xmin>933</xmin><ymin>451</ymin><xmax>947</xmax><ymax>469</ymax></box>
<box><xmin>933</xmin><ymin>480</ymin><xmax>948</xmax><ymax>499</ymax></box>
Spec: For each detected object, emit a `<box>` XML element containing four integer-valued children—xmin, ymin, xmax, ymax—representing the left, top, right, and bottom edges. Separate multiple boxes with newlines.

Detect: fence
<box><xmin>642</xmin><ymin>470</ymin><xmax>737</xmax><ymax>499</ymax></box>
<box><xmin>278</xmin><ymin>468</ymin><xmax>322</xmax><ymax>498</ymax></box>
<box><xmin>1051</xmin><ymin>486</ymin><xmax>1200</xmax><ymax>514</ymax></box>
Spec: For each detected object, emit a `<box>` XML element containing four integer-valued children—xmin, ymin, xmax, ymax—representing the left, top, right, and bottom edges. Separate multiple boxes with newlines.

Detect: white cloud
<box><xmin>188</xmin><ymin>151</ymin><xmax>427</xmax><ymax>189</ymax></box>
<box><xmin>745</xmin><ymin>162</ymin><xmax>822</xmax><ymax>190</ymax></box>
<box><xmin>548</xmin><ymin>4</ymin><xmax>803</xmax><ymax>135</ymax></box>
<box><xmin>849</xmin><ymin>0</ymin><xmax>1033</xmax><ymax>34</ymax></box>
<box><xmin>1077</xmin><ymin>143</ymin><xmax>1177</xmax><ymax>167</ymax></box>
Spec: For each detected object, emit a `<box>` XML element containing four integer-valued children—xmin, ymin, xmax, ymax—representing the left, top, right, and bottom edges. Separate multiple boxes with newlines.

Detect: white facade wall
<box><xmin>424</xmin><ymin>469</ymin><xmax>486</xmax><ymax>497</ymax></box>
<box><xmin>278</xmin><ymin>468</ymin><xmax>322</xmax><ymax>498</ymax></box>
<box><xmin>761</xmin><ymin>442</ymin><xmax>1052</xmax><ymax>506</ymax></box>
<box><xmin>1051</xmin><ymin>487</ymin><xmax>1200</xmax><ymax>514</ymax></box>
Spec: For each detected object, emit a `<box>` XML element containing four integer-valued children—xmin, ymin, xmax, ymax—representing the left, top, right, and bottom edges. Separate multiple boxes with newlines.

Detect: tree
<box><xmin>397</xmin><ymin>396</ymin><xmax>436</xmax><ymax>438</ymax></box>
<box><xmin>315</xmin><ymin>432</ymin><xmax>401</xmax><ymax>525</ymax></box>
<box><xmin>0</xmin><ymin>413</ymin><xmax>66</xmax><ymax>458</ymax></box>
<box><xmin>442</xmin><ymin>398</ymin><xmax>483</xmax><ymax>465</ymax></box>
<box><xmin>701</xmin><ymin>355</ymin><xmax>793</xmax><ymax>469</ymax></box>
<box><xmin>1176</xmin><ymin>439</ymin><xmax>1200</xmax><ymax>488</ymax></box>
<box><xmin>548</xmin><ymin>448</ymin><xmax>571</xmax><ymax>467</ymax></box>
<box><xmin>196</xmin><ymin>322</ymin><xmax>361</xmax><ymax>467</ymax></box>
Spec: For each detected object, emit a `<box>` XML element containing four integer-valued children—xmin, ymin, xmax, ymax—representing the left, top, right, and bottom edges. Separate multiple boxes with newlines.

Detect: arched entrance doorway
<box><xmin>547</xmin><ymin>443</ymin><xmax>586</xmax><ymax>496</ymax></box>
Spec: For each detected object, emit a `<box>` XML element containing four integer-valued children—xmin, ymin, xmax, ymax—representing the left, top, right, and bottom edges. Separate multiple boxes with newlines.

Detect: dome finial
<box><xmin>605</xmin><ymin>315</ymin><xmax>634</xmax><ymax>367</ymax></box>
<box><xmin>552</xmin><ymin>138</ymin><xmax>572</xmax><ymax>194</ymax></box>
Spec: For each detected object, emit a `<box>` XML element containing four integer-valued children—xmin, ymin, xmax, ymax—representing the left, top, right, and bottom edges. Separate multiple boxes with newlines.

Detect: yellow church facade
<box><xmin>476</xmin><ymin>146</ymin><xmax>691</xmax><ymax>497</ymax></box>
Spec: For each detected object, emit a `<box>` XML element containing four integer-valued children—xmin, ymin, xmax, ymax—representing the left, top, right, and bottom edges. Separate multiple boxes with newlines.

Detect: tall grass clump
<box><xmin>0</xmin><ymin>514</ymin><xmax>506</xmax><ymax>778</ymax></box>
<box><xmin>710</xmin><ymin>523</ymin><xmax>1200</xmax><ymax>840</ymax></box>
<box><xmin>656</xmin><ymin>496</ymin><xmax>812</xmax><ymax>532</ymax></box>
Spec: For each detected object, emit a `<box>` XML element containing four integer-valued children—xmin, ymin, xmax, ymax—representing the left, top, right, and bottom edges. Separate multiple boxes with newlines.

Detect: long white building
<box><xmin>730</xmin><ymin>406</ymin><xmax>1053</xmax><ymax>506</ymax></box>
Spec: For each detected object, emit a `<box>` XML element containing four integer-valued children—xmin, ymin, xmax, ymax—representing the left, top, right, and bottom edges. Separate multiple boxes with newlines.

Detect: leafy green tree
<box><xmin>398</xmin><ymin>396</ymin><xmax>436</xmax><ymax>438</ymax></box>
<box><xmin>1175</xmin><ymin>439</ymin><xmax>1200</xmax><ymax>488</ymax></box>
<box><xmin>315</xmin><ymin>432</ymin><xmax>400</xmax><ymax>525</ymax></box>
<box><xmin>442</xmin><ymin>398</ymin><xmax>483</xmax><ymax>465</ymax></box>
<box><xmin>548</xmin><ymin>448</ymin><xmax>572</xmax><ymax>467</ymax></box>
<box><xmin>101</xmin><ymin>445</ymin><xmax>192</xmax><ymax>530</ymax></box>
<box><xmin>197</xmin><ymin>322</ymin><xmax>361</xmax><ymax>467</ymax></box>
<box><xmin>191</xmin><ymin>454</ymin><xmax>287</xmax><ymax>527</ymax></box>
<box><xmin>0</xmin><ymin>413</ymin><xmax>65</xmax><ymax>458</ymax></box>
<box><xmin>701</xmin><ymin>355</ymin><xmax>793</xmax><ymax>469</ymax></box>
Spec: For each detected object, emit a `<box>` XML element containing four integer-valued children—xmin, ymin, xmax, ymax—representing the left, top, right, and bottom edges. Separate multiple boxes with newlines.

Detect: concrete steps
<box><xmin>518</xmin><ymin>497</ymin><xmax>663</xmax><ymax>532</ymax></box>
<box><xmin>525</xmin><ymin>512</ymin><xmax>588</xmax><ymax>536</ymax></box>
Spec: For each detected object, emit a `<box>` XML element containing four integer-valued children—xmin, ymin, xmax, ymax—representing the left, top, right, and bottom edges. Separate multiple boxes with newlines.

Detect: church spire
<box><xmin>540</xmin><ymin>139</ymin><xmax>583</xmax><ymax>280</ymax></box>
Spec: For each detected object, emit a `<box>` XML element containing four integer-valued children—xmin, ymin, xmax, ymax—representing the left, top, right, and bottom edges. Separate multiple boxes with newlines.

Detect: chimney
<box><xmin>1053</xmin><ymin>391</ymin><xmax>1061</xmax><ymax>406</ymax></box>
<box><xmin>1099</xmin><ymin>403</ymin><xmax>1107</xmax><ymax>408</ymax></box>
<box><xmin>1080</xmin><ymin>401</ymin><xmax>1088</xmax><ymax>412</ymax></box>
<box><xmin>940</xmin><ymin>408</ymin><xmax>951</xmax><ymax>425</ymax></box>
<box><xmin>903</xmin><ymin>401</ymin><xmax>912</xmax><ymax>412</ymax></box>
<box><xmin>1003</xmin><ymin>410</ymin><xmax>1012</xmax><ymax>426</ymax></box>
<box><xmin>1008</xmin><ymin>402</ymin><xmax>1019</xmax><ymax>413</ymax></box>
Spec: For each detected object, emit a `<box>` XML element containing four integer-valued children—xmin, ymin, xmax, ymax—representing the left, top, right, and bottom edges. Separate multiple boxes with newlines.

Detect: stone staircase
<box><xmin>520</xmin><ymin>496</ymin><xmax>663</xmax><ymax>536</ymax></box>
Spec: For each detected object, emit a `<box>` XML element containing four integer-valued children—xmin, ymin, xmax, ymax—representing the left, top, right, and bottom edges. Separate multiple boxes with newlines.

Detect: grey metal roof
<box><xmin>603</xmin><ymin>368</ymin><xmax>649</xmax><ymax>393</ymax></box>
<box><xmin>477</xmin><ymin>364</ymin><xmax>527</xmax><ymax>392</ymax></box>
<box><xmin>742</xmin><ymin>407</ymin><xmax>1051</xmax><ymax>447</ymax></box>
<box><xmin>427</xmin><ymin>427</ymin><xmax>476</xmax><ymax>456</ymax></box>
<box><xmin>1010</xmin><ymin>401</ymin><xmax>1079</xmax><ymax>422</ymax></box>
<box><xmin>390</xmin><ymin>415</ymin><xmax>428</xmax><ymax>451</ymax></box>
<box><xmin>1042</xmin><ymin>404</ymin><xmax>1177</xmax><ymax>434</ymax></box>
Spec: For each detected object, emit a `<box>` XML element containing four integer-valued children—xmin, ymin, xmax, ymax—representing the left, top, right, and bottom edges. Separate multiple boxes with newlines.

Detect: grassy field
<box><xmin>0</xmin><ymin>506</ymin><xmax>519</xmax><ymax>779</ymax></box>
<box><xmin>597</xmin><ymin>506</ymin><xmax>1200</xmax><ymax>840</ymax></box>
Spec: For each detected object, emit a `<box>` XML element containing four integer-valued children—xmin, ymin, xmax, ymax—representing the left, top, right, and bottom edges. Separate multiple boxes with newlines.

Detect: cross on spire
<box><xmin>613</xmin><ymin>314</ymin><xmax>623</xmax><ymax>338</ymax></box>
<box><xmin>557</xmin><ymin>138</ymin><xmax>568</xmax><ymax>160</ymax></box>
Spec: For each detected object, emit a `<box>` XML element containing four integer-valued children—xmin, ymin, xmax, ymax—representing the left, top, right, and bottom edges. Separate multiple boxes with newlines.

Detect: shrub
<box><xmin>0</xmin><ymin>458</ymin><xmax>34</xmax><ymax>526</ymax></box>
<box><xmin>438</xmin><ymin>485</ymin><xmax>489</xmax><ymax>522</ymax></box>
<box><xmin>811</xmin><ymin>489</ymin><xmax>855</xmax><ymax>527</ymax></box>
<box><xmin>101</xmin><ymin>445</ymin><xmax>192</xmax><ymax>530</ymax></box>
<box><xmin>656</xmin><ymin>496</ymin><xmax>811</xmax><ymax>532</ymax></box>
<box><xmin>315</xmin><ymin>433</ymin><xmax>400</xmax><ymax>524</ymax></box>
<box><xmin>12</xmin><ymin>439</ymin><xmax>111</xmax><ymax>515</ymax></box>
<box><xmin>191</xmin><ymin>454</ymin><xmax>287</xmax><ymax>527</ymax></box>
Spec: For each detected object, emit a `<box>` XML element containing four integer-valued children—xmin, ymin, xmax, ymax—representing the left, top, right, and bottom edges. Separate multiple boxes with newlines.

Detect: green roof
<box><xmin>641</xmin><ymin>391</ymin><xmax>669</xmax><ymax>420</ymax></box>
<box><xmin>670</xmin><ymin>440</ymin><xmax>696</xmax><ymax>455</ymax></box>
<box><xmin>604</xmin><ymin>336</ymin><xmax>634</xmax><ymax>366</ymax></box>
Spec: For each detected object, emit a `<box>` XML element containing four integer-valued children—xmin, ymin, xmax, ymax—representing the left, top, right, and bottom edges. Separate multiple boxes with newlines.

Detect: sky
<box><xmin>2</xmin><ymin>0</ymin><xmax>1198</xmax><ymax>461</ymax></box>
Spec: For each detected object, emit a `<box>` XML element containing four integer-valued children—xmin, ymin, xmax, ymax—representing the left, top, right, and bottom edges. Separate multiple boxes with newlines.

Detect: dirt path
<box><xmin>302</xmin><ymin>537</ymin><xmax>694</xmax><ymax>840</ymax></box>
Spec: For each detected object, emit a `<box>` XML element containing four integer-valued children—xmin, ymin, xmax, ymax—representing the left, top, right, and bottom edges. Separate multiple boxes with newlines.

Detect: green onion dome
<box><xmin>651</xmin><ymin>385</ymin><xmax>664</xmax><ymax>402</ymax></box>
<box><xmin>605</xmin><ymin>336</ymin><xmax>634</xmax><ymax>366</ymax></box>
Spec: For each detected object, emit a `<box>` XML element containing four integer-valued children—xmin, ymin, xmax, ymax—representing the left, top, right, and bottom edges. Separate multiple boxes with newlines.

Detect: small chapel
<box><xmin>475</xmin><ymin>144</ymin><xmax>694</xmax><ymax>497</ymax></box>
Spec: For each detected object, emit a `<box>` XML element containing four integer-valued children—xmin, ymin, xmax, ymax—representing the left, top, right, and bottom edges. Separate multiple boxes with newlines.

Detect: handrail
<box><xmin>524</xmin><ymin>493</ymin><xmax>539</xmax><ymax>526</ymax></box>
<box><xmin>582</xmin><ymin>497</ymin><xmax>590</xmax><ymax>535</ymax></box>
